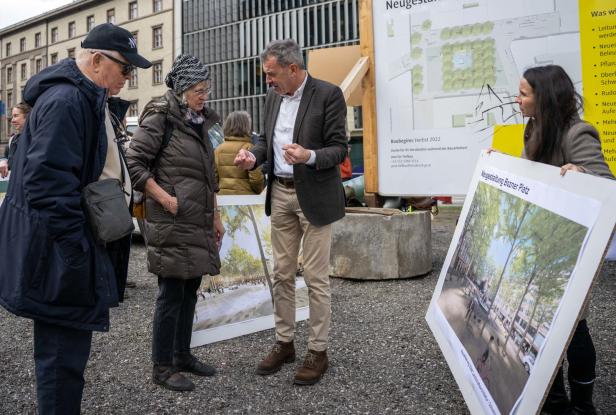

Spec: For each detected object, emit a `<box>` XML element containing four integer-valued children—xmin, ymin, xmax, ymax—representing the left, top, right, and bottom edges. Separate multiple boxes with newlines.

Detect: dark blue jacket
<box><xmin>0</xmin><ymin>59</ymin><xmax>130</xmax><ymax>332</ymax></box>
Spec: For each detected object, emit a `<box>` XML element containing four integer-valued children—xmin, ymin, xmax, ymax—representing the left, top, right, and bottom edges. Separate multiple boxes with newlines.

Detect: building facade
<box><xmin>181</xmin><ymin>0</ymin><xmax>360</xmax><ymax>135</ymax></box>
<box><xmin>0</xmin><ymin>0</ymin><xmax>176</xmax><ymax>145</ymax></box>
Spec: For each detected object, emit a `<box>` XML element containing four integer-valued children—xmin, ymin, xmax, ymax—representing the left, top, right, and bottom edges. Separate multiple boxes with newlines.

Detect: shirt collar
<box><xmin>283</xmin><ymin>72</ymin><xmax>308</xmax><ymax>102</ymax></box>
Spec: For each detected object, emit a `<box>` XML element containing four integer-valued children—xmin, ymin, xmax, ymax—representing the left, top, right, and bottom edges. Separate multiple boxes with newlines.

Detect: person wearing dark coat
<box><xmin>234</xmin><ymin>39</ymin><xmax>347</xmax><ymax>386</ymax></box>
<box><xmin>126</xmin><ymin>54</ymin><xmax>225</xmax><ymax>392</ymax></box>
<box><xmin>0</xmin><ymin>23</ymin><xmax>151</xmax><ymax>414</ymax></box>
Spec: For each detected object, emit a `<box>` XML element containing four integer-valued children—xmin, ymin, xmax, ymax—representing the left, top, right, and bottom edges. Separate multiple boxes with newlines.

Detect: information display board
<box><xmin>426</xmin><ymin>151</ymin><xmax>616</xmax><ymax>414</ymax></box>
<box><xmin>372</xmin><ymin>0</ymin><xmax>616</xmax><ymax>195</ymax></box>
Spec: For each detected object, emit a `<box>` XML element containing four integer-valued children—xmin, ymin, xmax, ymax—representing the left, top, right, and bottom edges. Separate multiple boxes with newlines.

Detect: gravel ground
<box><xmin>0</xmin><ymin>206</ymin><xmax>614</xmax><ymax>414</ymax></box>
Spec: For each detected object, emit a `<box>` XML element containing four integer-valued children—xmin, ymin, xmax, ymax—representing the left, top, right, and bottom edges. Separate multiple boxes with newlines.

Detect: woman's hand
<box><xmin>560</xmin><ymin>163</ymin><xmax>585</xmax><ymax>176</ymax></box>
<box><xmin>214</xmin><ymin>212</ymin><xmax>225</xmax><ymax>251</ymax></box>
<box><xmin>144</xmin><ymin>178</ymin><xmax>178</xmax><ymax>215</ymax></box>
<box><xmin>163</xmin><ymin>196</ymin><xmax>178</xmax><ymax>215</ymax></box>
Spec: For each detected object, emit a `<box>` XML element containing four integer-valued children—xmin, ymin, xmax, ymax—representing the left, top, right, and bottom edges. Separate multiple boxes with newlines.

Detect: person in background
<box><xmin>126</xmin><ymin>54</ymin><xmax>224</xmax><ymax>392</ymax></box>
<box><xmin>514</xmin><ymin>64</ymin><xmax>614</xmax><ymax>415</ymax></box>
<box><xmin>0</xmin><ymin>23</ymin><xmax>150</xmax><ymax>413</ymax></box>
<box><xmin>0</xmin><ymin>103</ymin><xmax>31</xmax><ymax>178</ymax></box>
<box><xmin>339</xmin><ymin>142</ymin><xmax>352</xmax><ymax>181</ymax></box>
<box><xmin>215</xmin><ymin>110</ymin><xmax>265</xmax><ymax>195</ymax></box>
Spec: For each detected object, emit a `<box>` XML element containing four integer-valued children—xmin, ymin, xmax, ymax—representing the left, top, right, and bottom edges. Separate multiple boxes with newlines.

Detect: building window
<box><xmin>5</xmin><ymin>42</ymin><xmax>10</xmax><ymax>57</ymax></box>
<box><xmin>129</xmin><ymin>1</ymin><xmax>138</xmax><ymax>20</ymax></box>
<box><xmin>129</xmin><ymin>69</ymin><xmax>138</xmax><ymax>88</ymax></box>
<box><xmin>87</xmin><ymin>15</ymin><xmax>95</xmax><ymax>32</ymax></box>
<box><xmin>152</xmin><ymin>26</ymin><xmax>163</xmax><ymax>49</ymax></box>
<box><xmin>107</xmin><ymin>8</ymin><xmax>115</xmax><ymax>24</ymax></box>
<box><xmin>67</xmin><ymin>48</ymin><xmax>75</xmax><ymax>60</ymax></box>
<box><xmin>68</xmin><ymin>21</ymin><xmax>76</xmax><ymax>39</ymax></box>
<box><xmin>21</xmin><ymin>63</ymin><xmax>27</xmax><ymax>80</ymax></box>
<box><xmin>20</xmin><ymin>37</ymin><xmax>26</xmax><ymax>52</ymax></box>
<box><xmin>50</xmin><ymin>53</ymin><xmax>58</xmax><ymax>65</ymax></box>
<box><xmin>7</xmin><ymin>66</ymin><xmax>13</xmax><ymax>83</ymax></box>
<box><xmin>152</xmin><ymin>61</ymin><xmax>163</xmax><ymax>85</ymax></box>
<box><xmin>35</xmin><ymin>32</ymin><xmax>41</xmax><ymax>48</ymax></box>
<box><xmin>7</xmin><ymin>92</ymin><xmax>13</xmax><ymax>110</ymax></box>
<box><xmin>51</xmin><ymin>27</ymin><xmax>58</xmax><ymax>43</ymax></box>
<box><xmin>153</xmin><ymin>0</ymin><xmax>163</xmax><ymax>13</ymax></box>
<box><xmin>35</xmin><ymin>59</ymin><xmax>42</xmax><ymax>73</ymax></box>
<box><xmin>128</xmin><ymin>101</ymin><xmax>139</xmax><ymax>117</ymax></box>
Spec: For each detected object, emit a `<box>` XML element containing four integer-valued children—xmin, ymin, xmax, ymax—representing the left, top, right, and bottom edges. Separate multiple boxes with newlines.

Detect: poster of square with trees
<box><xmin>426</xmin><ymin>152</ymin><xmax>616</xmax><ymax>415</ymax></box>
<box><xmin>191</xmin><ymin>195</ymin><xmax>309</xmax><ymax>347</ymax></box>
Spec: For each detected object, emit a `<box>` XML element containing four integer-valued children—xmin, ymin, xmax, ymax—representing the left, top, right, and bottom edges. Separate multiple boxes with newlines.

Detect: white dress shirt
<box><xmin>272</xmin><ymin>73</ymin><xmax>316</xmax><ymax>178</ymax></box>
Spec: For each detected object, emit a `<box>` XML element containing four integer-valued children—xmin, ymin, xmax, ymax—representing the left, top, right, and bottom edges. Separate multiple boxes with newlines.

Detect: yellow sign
<box><xmin>579</xmin><ymin>0</ymin><xmax>616</xmax><ymax>175</ymax></box>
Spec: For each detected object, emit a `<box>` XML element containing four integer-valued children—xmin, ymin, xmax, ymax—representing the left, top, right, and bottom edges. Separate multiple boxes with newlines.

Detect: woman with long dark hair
<box><xmin>516</xmin><ymin>64</ymin><xmax>613</xmax><ymax>415</ymax></box>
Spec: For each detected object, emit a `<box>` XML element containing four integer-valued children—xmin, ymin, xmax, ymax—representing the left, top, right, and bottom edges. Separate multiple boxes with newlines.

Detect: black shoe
<box><xmin>152</xmin><ymin>366</ymin><xmax>195</xmax><ymax>392</ymax></box>
<box><xmin>568</xmin><ymin>376</ymin><xmax>597</xmax><ymax>415</ymax></box>
<box><xmin>173</xmin><ymin>354</ymin><xmax>217</xmax><ymax>377</ymax></box>
<box><xmin>542</xmin><ymin>366</ymin><xmax>570</xmax><ymax>414</ymax></box>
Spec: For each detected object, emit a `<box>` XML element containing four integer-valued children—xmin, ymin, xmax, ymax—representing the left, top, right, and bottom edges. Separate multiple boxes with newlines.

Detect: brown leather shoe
<box><xmin>255</xmin><ymin>341</ymin><xmax>295</xmax><ymax>375</ymax></box>
<box><xmin>152</xmin><ymin>365</ymin><xmax>195</xmax><ymax>392</ymax></box>
<box><xmin>294</xmin><ymin>349</ymin><xmax>328</xmax><ymax>385</ymax></box>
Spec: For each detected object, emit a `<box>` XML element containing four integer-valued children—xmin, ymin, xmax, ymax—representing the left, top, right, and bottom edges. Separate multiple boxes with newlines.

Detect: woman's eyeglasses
<box><xmin>192</xmin><ymin>87</ymin><xmax>212</xmax><ymax>96</ymax></box>
<box><xmin>91</xmin><ymin>51</ymin><xmax>135</xmax><ymax>76</ymax></box>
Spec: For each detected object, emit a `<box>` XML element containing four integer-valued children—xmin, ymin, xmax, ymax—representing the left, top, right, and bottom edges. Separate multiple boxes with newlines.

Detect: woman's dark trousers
<box><xmin>543</xmin><ymin>319</ymin><xmax>596</xmax><ymax>414</ymax></box>
<box><xmin>33</xmin><ymin>320</ymin><xmax>93</xmax><ymax>415</ymax></box>
<box><xmin>152</xmin><ymin>276</ymin><xmax>202</xmax><ymax>365</ymax></box>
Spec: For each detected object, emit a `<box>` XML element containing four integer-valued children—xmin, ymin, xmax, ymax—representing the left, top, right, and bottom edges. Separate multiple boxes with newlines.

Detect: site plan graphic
<box><xmin>374</xmin><ymin>0</ymin><xmax>582</xmax><ymax>195</ymax></box>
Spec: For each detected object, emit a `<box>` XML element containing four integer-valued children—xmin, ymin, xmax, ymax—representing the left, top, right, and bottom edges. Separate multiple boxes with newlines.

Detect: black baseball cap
<box><xmin>81</xmin><ymin>23</ymin><xmax>152</xmax><ymax>69</ymax></box>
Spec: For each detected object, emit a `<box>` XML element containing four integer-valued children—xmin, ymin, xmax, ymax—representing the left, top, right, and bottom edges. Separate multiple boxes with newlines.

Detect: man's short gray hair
<box><xmin>76</xmin><ymin>48</ymin><xmax>121</xmax><ymax>66</ymax></box>
<box><xmin>260</xmin><ymin>39</ymin><xmax>304</xmax><ymax>69</ymax></box>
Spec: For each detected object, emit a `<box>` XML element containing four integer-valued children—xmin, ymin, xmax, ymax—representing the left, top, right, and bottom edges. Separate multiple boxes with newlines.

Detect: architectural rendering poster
<box><xmin>372</xmin><ymin>0</ymin><xmax>616</xmax><ymax>195</ymax></box>
<box><xmin>426</xmin><ymin>152</ymin><xmax>616</xmax><ymax>415</ymax></box>
<box><xmin>191</xmin><ymin>194</ymin><xmax>309</xmax><ymax>347</ymax></box>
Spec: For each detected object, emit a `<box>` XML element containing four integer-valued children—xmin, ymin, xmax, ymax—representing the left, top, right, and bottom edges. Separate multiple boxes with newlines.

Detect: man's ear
<box><xmin>91</xmin><ymin>52</ymin><xmax>103</xmax><ymax>72</ymax></box>
<box><xmin>288</xmin><ymin>63</ymin><xmax>299</xmax><ymax>75</ymax></box>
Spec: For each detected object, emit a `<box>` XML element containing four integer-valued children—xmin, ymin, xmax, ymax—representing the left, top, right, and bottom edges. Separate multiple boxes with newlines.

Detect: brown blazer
<box><xmin>250</xmin><ymin>75</ymin><xmax>347</xmax><ymax>226</ymax></box>
<box><xmin>522</xmin><ymin>118</ymin><xmax>614</xmax><ymax>179</ymax></box>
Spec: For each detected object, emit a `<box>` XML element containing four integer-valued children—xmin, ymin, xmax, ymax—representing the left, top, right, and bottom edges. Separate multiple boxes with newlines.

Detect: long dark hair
<box><xmin>522</xmin><ymin>65</ymin><xmax>582</xmax><ymax>163</ymax></box>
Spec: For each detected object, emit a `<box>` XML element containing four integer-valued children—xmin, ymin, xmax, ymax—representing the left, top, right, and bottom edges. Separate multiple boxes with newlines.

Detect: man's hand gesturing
<box><xmin>234</xmin><ymin>148</ymin><xmax>256</xmax><ymax>170</ymax></box>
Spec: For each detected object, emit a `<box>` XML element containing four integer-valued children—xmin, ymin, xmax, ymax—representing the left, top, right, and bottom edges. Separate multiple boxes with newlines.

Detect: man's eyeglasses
<box><xmin>91</xmin><ymin>51</ymin><xmax>135</xmax><ymax>76</ymax></box>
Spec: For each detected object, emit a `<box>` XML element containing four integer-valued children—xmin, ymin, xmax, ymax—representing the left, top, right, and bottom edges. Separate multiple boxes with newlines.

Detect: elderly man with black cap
<box><xmin>0</xmin><ymin>23</ymin><xmax>151</xmax><ymax>414</ymax></box>
<box><xmin>126</xmin><ymin>54</ymin><xmax>225</xmax><ymax>392</ymax></box>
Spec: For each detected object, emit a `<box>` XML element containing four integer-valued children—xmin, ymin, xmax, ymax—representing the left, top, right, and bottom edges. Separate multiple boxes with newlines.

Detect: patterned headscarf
<box><xmin>165</xmin><ymin>54</ymin><xmax>210</xmax><ymax>94</ymax></box>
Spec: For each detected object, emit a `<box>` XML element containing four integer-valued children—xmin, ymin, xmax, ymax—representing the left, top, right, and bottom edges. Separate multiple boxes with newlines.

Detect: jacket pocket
<box><xmin>28</xmin><ymin>236</ymin><xmax>95</xmax><ymax>307</ymax></box>
<box><xmin>314</xmin><ymin>166</ymin><xmax>340</xmax><ymax>182</ymax></box>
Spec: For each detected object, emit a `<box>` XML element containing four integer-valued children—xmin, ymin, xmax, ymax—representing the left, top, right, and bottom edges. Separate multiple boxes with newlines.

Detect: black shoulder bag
<box><xmin>81</xmin><ymin>114</ymin><xmax>134</xmax><ymax>245</ymax></box>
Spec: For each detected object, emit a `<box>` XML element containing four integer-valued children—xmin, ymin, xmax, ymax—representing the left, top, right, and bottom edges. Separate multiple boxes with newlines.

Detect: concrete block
<box><xmin>330</xmin><ymin>211</ymin><xmax>432</xmax><ymax>279</ymax></box>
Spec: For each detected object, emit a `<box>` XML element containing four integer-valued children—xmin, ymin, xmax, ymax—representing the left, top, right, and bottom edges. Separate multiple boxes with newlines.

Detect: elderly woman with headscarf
<box><xmin>126</xmin><ymin>54</ymin><xmax>225</xmax><ymax>392</ymax></box>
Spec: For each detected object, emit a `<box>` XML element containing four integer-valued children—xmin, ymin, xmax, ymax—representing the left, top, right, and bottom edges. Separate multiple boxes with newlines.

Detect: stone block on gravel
<box><xmin>330</xmin><ymin>210</ymin><xmax>432</xmax><ymax>279</ymax></box>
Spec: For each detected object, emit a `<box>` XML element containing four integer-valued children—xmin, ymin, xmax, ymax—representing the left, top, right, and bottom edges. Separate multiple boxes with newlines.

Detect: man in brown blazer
<box><xmin>234</xmin><ymin>39</ymin><xmax>347</xmax><ymax>385</ymax></box>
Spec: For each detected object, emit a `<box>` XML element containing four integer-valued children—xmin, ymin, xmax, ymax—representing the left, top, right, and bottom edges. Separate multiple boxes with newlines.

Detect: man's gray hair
<box><xmin>76</xmin><ymin>48</ymin><xmax>120</xmax><ymax>66</ymax></box>
<box><xmin>260</xmin><ymin>39</ymin><xmax>304</xmax><ymax>69</ymax></box>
